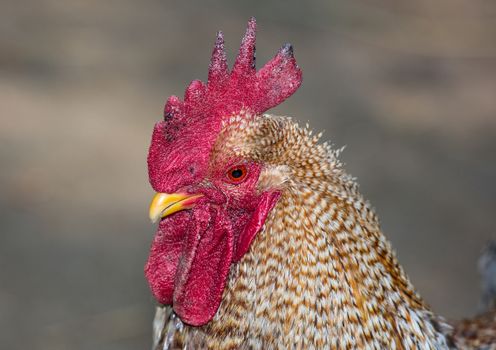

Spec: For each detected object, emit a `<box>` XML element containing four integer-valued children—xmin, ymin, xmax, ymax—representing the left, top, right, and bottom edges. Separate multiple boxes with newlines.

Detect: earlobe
<box><xmin>257</xmin><ymin>164</ymin><xmax>290</xmax><ymax>191</ymax></box>
<box><xmin>233</xmin><ymin>191</ymin><xmax>281</xmax><ymax>262</ymax></box>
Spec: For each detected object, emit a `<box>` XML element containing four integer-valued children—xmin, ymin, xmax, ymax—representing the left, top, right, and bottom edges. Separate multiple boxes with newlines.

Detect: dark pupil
<box><xmin>231</xmin><ymin>169</ymin><xmax>244</xmax><ymax>178</ymax></box>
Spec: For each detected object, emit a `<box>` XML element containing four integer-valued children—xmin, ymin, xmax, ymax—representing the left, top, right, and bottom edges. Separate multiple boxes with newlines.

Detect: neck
<box><xmin>181</xmin><ymin>180</ymin><xmax>451</xmax><ymax>349</ymax></box>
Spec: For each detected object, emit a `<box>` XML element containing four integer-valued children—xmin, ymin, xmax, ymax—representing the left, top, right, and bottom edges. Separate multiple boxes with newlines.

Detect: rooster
<box><xmin>144</xmin><ymin>18</ymin><xmax>496</xmax><ymax>349</ymax></box>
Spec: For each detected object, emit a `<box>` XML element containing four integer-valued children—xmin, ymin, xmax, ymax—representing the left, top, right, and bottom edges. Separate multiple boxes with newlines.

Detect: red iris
<box><xmin>226</xmin><ymin>165</ymin><xmax>248</xmax><ymax>183</ymax></box>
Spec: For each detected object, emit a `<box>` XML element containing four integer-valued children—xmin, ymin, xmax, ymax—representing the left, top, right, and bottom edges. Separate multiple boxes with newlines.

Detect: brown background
<box><xmin>1</xmin><ymin>1</ymin><xmax>495</xmax><ymax>349</ymax></box>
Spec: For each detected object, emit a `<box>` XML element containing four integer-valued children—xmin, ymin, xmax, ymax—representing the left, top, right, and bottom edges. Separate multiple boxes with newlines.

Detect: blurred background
<box><xmin>1</xmin><ymin>0</ymin><xmax>495</xmax><ymax>348</ymax></box>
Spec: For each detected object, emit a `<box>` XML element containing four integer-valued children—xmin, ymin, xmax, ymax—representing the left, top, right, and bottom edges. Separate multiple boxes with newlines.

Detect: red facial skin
<box><xmin>145</xmin><ymin>17</ymin><xmax>301</xmax><ymax>326</ymax></box>
<box><xmin>145</xmin><ymin>156</ymin><xmax>280</xmax><ymax>326</ymax></box>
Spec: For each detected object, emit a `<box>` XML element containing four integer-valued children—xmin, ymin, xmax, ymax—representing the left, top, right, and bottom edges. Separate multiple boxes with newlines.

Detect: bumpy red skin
<box><xmin>145</xmin><ymin>18</ymin><xmax>301</xmax><ymax>326</ymax></box>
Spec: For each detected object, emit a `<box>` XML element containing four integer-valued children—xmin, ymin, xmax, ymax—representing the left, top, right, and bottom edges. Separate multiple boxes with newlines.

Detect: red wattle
<box><xmin>172</xmin><ymin>204</ymin><xmax>234</xmax><ymax>326</ymax></box>
<box><xmin>146</xmin><ymin>203</ymin><xmax>235</xmax><ymax>326</ymax></box>
<box><xmin>144</xmin><ymin>211</ymin><xmax>190</xmax><ymax>305</ymax></box>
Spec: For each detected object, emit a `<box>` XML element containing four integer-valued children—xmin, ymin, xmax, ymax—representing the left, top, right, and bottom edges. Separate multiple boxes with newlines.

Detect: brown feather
<box><xmin>153</xmin><ymin>114</ymin><xmax>496</xmax><ymax>349</ymax></box>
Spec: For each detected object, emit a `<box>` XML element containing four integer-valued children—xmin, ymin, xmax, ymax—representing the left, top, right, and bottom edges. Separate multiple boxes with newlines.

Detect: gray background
<box><xmin>1</xmin><ymin>1</ymin><xmax>495</xmax><ymax>349</ymax></box>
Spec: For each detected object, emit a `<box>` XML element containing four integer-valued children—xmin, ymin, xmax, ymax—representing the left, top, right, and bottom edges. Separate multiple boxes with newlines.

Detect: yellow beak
<box><xmin>149</xmin><ymin>192</ymin><xmax>203</xmax><ymax>223</ymax></box>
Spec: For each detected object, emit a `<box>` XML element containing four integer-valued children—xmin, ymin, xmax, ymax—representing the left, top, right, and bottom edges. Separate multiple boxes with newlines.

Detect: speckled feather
<box><xmin>151</xmin><ymin>115</ymin><xmax>492</xmax><ymax>349</ymax></box>
<box><xmin>149</xmin><ymin>20</ymin><xmax>496</xmax><ymax>350</ymax></box>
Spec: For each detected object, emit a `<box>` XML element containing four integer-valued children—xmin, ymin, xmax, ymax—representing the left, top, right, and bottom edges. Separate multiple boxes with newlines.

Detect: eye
<box><xmin>226</xmin><ymin>165</ymin><xmax>248</xmax><ymax>183</ymax></box>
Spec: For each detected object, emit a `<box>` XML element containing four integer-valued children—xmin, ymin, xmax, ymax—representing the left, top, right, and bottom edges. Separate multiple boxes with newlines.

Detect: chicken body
<box><xmin>151</xmin><ymin>115</ymin><xmax>455</xmax><ymax>349</ymax></box>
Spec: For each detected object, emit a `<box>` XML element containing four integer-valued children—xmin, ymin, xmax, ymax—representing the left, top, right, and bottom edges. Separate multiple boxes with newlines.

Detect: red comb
<box><xmin>163</xmin><ymin>17</ymin><xmax>302</xmax><ymax>123</ymax></box>
<box><xmin>148</xmin><ymin>18</ymin><xmax>302</xmax><ymax>194</ymax></box>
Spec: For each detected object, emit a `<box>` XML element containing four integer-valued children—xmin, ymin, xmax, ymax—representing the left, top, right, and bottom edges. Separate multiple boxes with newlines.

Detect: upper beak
<box><xmin>149</xmin><ymin>192</ymin><xmax>203</xmax><ymax>223</ymax></box>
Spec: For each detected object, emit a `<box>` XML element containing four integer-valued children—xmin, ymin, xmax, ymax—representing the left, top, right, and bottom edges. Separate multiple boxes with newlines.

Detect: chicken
<box><xmin>144</xmin><ymin>18</ymin><xmax>496</xmax><ymax>349</ymax></box>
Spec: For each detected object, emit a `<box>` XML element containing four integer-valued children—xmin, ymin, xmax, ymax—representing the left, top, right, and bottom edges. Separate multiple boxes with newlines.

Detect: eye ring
<box><xmin>226</xmin><ymin>165</ymin><xmax>248</xmax><ymax>183</ymax></box>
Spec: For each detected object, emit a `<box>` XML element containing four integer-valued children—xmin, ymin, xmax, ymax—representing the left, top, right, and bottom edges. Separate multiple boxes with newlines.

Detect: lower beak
<box><xmin>149</xmin><ymin>192</ymin><xmax>203</xmax><ymax>223</ymax></box>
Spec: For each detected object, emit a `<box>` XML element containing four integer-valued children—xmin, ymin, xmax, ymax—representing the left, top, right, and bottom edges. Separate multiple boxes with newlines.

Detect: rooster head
<box><xmin>145</xmin><ymin>17</ymin><xmax>302</xmax><ymax>326</ymax></box>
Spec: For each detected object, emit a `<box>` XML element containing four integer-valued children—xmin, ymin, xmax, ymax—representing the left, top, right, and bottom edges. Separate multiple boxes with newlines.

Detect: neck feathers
<box><xmin>155</xmin><ymin>115</ymin><xmax>452</xmax><ymax>349</ymax></box>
